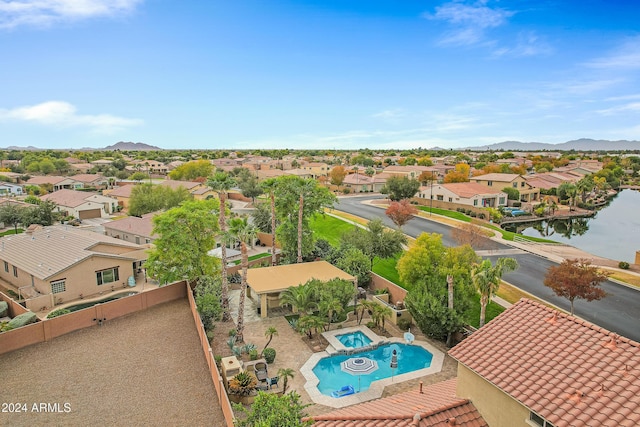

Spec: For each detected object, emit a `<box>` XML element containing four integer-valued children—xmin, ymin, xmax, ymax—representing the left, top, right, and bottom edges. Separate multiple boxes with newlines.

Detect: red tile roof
<box><xmin>305</xmin><ymin>379</ymin><xmax>487</xmax><ymax>427</ymax></box>
<box><xmin>449</xmin><ymin>299</ymin><xmax>640</xmax><ymax>427</ymax></box>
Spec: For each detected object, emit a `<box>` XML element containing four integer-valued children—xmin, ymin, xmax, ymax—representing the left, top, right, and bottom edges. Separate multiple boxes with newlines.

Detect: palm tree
<box><xmin>319</xmin><ymin>298</ymin><xmax>343</xmax><ymax>331</ymax></box>
<box><xmin>298</xmin><ymin>315</ymin><xmax>325</xmax><ymax>339</ymax></box>
<box><xmin>357</xmin><ymin>300</ymin><xmax>375</xmax><ymax>325</ymax></box>
<box><xmin>229</xmin><ymin>217</ymin><xmax>258</xmax><ymax>342</ymax></box>
<box><xmin>279</xmin><ymin>283</ymin><xmax>317</xmax><ymax>315</ymax></box>
<box><xmin>261</xmin><ymin>326</ymin><xmax>278</xmax><ymax>355</ymax></box>
<box><xmin>260</xmin><ymin>178</ymin><xmax>279</xmax><ymax>266</ymax></box>
<box><xmin>207</xmin><ymin>171</ymin><xmax>237</xmax><ymax>322</ymax></box>
<box><xmin>372</xmin><ymin>304</ymin><xmax>392</xmax><ymax>331</ymax></box>
<box><xmin>472</xmin><ymin>257</ymin><xmax>519</xmax><ymax>327</ymax></box>
<box><xmin>277</xmin><ymin>367</ymin><xmax>295</xmax><ymax>393</ymax></box>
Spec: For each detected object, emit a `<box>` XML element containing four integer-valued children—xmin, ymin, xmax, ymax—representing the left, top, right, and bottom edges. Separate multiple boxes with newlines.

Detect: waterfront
<box><xmin>506</xmin><ymin>189</ymin><xmax>640</xmax><ymax>263</ymax></box>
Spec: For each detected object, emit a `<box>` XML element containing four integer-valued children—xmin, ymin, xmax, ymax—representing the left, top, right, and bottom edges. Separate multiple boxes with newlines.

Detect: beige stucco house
<box><xmin>417</xmin><ymin>182</ymin><xmax>508</xmax><ymax>208</ymax></box>
<box><xmin>104</xmin><ymin>214</ymin><xmax>156</xmax><ymax>244</ymax></box>
<box><xmin>40</xmin><ymin>189</ymin><xmax>119</xmax><ymax>219</ymax></box>
<box><xmin>0</xmin><ymin>226</ymin><xmax>147</xmax><ymax>305</ymax></box>
<box><xmin>470</xmin><ymin>173</ymin><xmax>540</xmax><ymax>202</ymax></box>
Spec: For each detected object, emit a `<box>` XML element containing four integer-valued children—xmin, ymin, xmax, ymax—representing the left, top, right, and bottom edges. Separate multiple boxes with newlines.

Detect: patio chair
<box><xmin>255</xmin><ymin>362</ymin><xmax>268</xmax><ymax>382</ymax></box>
<box><xmin>268</xmin><ymin>376</ymin><xmax>279</xmax><ymax>389</ymax></box>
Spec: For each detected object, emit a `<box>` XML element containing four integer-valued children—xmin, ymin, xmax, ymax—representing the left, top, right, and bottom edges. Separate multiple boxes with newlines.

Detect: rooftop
<box><xmin>246</xmin><ymin>260</ymin><xmax>355</xmax><ymax>294</ymax></box>
<box><xmin>448</xmin><ymin>299</ymin><xmax>640</xmax><ymax>427</ymax></box>
<box><xmin>103</xmin><ymin>215</ymin><xmax>157</xmax><ymax>239</ymax></box>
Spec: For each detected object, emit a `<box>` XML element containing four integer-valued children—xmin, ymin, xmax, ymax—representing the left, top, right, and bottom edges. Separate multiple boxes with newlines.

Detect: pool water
<box><xmin>64</xmin><ymin>292</ymin><xmax>138</xmax><ymax>312</ymax></box>
<box><xmin>337</xmin><ymin>331</ymin><xmax>372</xmax><ymax>348</ymax></box>
<box><xmin>312</xmin><ymin>343</ymin><xmax>433</xmax><ymax>396</ymax></box>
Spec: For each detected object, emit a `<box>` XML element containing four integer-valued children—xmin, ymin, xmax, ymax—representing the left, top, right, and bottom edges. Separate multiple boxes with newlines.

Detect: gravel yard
<box><xmin>0</xmin><ymin>299</ymin><xmax>224</xmax><ymax>427</ymax></box>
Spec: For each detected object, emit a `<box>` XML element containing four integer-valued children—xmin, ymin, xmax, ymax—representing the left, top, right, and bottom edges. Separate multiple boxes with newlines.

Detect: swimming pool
<box><xmin>312</xmin><ymin>342</ymin><xmax>433</xmax><ymax>396</ymax></box>
<box><xmin>336</xmin><ymin>331</ymin><xmax>372</xmax><ymax>349</ymax></box>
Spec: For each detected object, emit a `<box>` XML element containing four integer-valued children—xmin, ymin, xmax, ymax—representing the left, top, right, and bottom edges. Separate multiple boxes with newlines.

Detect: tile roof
<box><xmin>158</xmin><ymin>179</ymin><xmax>201</xmax><ymax>190</ymax></box>
<box><xmin>470</xmin><ymin>173</ymin><xmax>520</xmax><ymax>182</ymax></box>
<box><xmin>0</xmin><ymin>226</ymin><xmax>143</xmax><ymax>280</ymax></box>
<box><xmin>41</xmin><ymin>189</ymin><xmax>110</xmax><ymax>208</ymax></box>
<box><xmin>106</xmin><ymin>184</ymin><xmax>136</xmax><ymax>197</ymax></box>
<box><xmin>448</xmin><ymin>299</ymin><xmax>640</xmax><ymax>427</ymax></box>
<box><xmin>435</xmin><ymin>182</ymin><xmax>506</xmax><ymax>198</ymax></box>
<box><xmin>103</xmin><ymin>215</ymin><xmax>157</xmax><ymax>239</ymax></box>
<box><xmin>69</xmin><ymin>173</ymin><xmax>106</xmax><ymax>183</ymax></box>
<box><xmin>306</xmin><ymin>379</ymin><xmax>487</xmax><ymax>427</ymax></box>
<box><xmin>26</xmin><ymin>175</ymin><xmax>67</xmax><ymax>185</ymax></box>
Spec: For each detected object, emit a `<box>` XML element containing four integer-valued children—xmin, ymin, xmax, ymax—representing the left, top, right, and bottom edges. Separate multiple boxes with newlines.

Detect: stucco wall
<box><xmin>635</xmin><ymin>250</ymin><xmax>640</xmax><ymax>266</ymax></box>
<box><xmin>456</xmin><ymin>363</ymin><xmax>530</xmax><ymax>427</ymax></box>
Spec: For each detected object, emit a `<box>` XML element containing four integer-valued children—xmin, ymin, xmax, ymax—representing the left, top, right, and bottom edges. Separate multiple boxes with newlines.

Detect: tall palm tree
<box><xmin>295</xmin><ymin>179</ymin><xmax>318</xmax><ymax>263</ymax></box>
<box><xmin>472</xmin><ymin>257</ymin><xmax>519</xmax><ymax>327</ymax></box>
<box><xmin>207</xmin><ymin>171</ymin><xmax>237</xmax><ymax>322</ymax></box>
<box><xmin>260</xmin><ymin>178</ymin><xmax>279</xmax><ymax>266</ymax></box>
<box><xmin>277</xmin><ymin>368</ymin><xmax>295</xmax><ymax>393</ymax></box>
<box><xmin>261</xmin><ymin>326</ymin><xmax>278</xmax><ymax>355</ymax></box>
<box><xmin>229</xmin><ymin>217</ymin><xmax>258</xmax><ymax>343</ymax></box>
<box><xmin>319</xmin><ymin>298</ymin><xmax>343</xmax><ymax>331</ymax></box>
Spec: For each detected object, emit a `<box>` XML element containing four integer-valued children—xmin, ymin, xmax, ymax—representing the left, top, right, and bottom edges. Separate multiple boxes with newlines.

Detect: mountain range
<box><xmin>466</xmin><ymin>138</ymin><xmax>640</xmax><ymax>151</ymax></box>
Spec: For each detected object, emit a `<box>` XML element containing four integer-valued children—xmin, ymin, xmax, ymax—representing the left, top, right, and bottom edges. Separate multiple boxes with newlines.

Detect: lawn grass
<box><xmin>372</xmin><ymin>254</ymin><xmax>406</xmax><ymax>288</ymax></box>
<box><xmin>608</xmin><ymin>271</ymin><xmax>640</xmax><ymax>289</ymax></box>
<box><xmin>324</xmin><ymin>209</ymin><xmax>369</xmax><ymax>226</ymax></box>
<box><xmin>310</xmin><ymin>213</ymin><xmax>359</xmax><ymax>246</ymax></box>
<box><xmin>0</xmin><ymin>228</ymin><xmax>24</xmax><ymax>237</ymax></box>
<box><xmin>495</xmin><ymin>282</ymin><xmax>531</xmax><ymax>304</ymax></box>
<box><xmin>232</xmin><ymin>252</ymin><xmax>272</xmax><ymax>265</ymax></box>
<box><xmin>464</xmin><ymin>293</ymin><xmax>505</xmax><ymax>328</ymax></box>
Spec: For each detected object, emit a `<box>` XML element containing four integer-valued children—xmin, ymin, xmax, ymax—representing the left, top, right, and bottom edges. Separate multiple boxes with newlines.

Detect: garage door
<box><xmin>79</xmin><ymin>209</ymin><xmax>102</xmax><ymax>219</ymax></box>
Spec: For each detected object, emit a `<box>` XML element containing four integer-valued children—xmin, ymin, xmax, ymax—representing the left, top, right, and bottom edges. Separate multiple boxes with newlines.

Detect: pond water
<box><xmin>503</xmin><ymin>189</ymin><xmax>640</xmax><ymax>263</ymax></box>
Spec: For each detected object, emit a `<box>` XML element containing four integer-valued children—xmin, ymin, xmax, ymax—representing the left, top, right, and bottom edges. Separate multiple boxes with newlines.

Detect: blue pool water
<box><xmin>337</xmin><ymin>331</ymin><xmax>372</xmax><ymax>348</ymax></box>
<box><xmin>313</xmin><ymin>343</ymin><xmax>433</xmax><ymax>396</ymax></box>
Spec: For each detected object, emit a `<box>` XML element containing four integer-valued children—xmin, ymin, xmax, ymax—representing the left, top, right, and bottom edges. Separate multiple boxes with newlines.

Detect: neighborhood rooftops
<box><xmin>448</xmin><ymin>299</ymin><xmax>640</xmax><ymax>427</ymax></box>
<box><xmin>246</xmin><ymin>260</ymin><xmax>355</xmax><ymax>294</ymax></box>
<box><xmin>306</xmin><ymin>379</ymin><xmax>487</xmax><ymax>427</ymax></box>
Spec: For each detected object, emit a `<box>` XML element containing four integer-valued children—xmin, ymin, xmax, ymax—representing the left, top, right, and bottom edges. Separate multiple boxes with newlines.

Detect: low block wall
<box><xmin>369</xmin><ymin>274</ymin><xmax>412</xmax><ymax>326</ymax></box>
<box><xmin>0</xmin><ymin>291</ymin><xmax>29</xmax><ymax>317</ymax></box>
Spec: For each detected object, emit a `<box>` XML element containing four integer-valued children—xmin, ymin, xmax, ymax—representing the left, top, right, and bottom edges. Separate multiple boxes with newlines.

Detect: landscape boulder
<box><xmin>7</xmin><ymin>312</ymin><xmax>38</xmax><ymax>329</ymax></box>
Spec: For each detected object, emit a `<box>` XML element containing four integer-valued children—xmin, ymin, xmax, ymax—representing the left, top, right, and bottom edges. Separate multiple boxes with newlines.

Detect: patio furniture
<box><xmin>268</xmin><ymin>376</ymin><xmax>279</xmax><ymax>389</ymax></box>
<box><xmin>331</xmin><ymin>385</ymin><xmax>355</xmax><ymax>398</ymax></box>
<box><xmin>256</xmin><ymin>382</ymin><xmax>269</xmax><ymax>391</ymax></box>
<box><xmin>255</xmin><ymin>362</ymin><xmax>268</xmax><ymax>382</ymax></box>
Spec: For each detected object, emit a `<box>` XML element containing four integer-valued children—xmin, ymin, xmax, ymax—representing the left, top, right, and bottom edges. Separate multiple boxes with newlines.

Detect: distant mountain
<box><xmin>4</xmin><ymin>145</ymin><xmax>43</xmax><ymax>151</ymax></box>
<box><xmin>103</xmin><ymin>141</ymin><xmax>161</xmax><ymax>151</ymax></box>
<box><xmin>467</xmin><ymin>139</ymin><xmax>640</xmax><ymax>151</ymax></box>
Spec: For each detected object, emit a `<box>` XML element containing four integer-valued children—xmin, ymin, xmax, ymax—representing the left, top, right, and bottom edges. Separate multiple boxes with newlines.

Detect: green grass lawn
<box><xmin>309</xmin><ymin>213</ymin><xmax>359</xmax><ymax>247</ymax></box>
<box><xmin>372</xmin><ymin>254</ymin><xmax>407</xmax><ymax>288</ymax></box>
<box><xmin>0</xmin><ymin>228</ymin><xmax>24</xmax><ymax>237</ymax></box>
<box><xmin>464</xmin><ymin>293</ymin><xmax>506</xmax><ymax>328</ymax></box>
<box><xmin>233</xmin><ymin>252</ymin><xmax>272</xmax><ymax>265</ymax></box>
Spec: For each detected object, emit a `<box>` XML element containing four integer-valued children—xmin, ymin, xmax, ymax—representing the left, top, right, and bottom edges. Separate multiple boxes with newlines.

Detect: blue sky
<box><xmin>1</xmin><ymin>0</ymin><xmax>639</xmax><ymax>150</ymax></box>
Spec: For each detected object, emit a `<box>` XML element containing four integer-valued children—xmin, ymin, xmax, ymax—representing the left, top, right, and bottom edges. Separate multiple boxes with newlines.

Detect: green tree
<box><xmin>235</xmin><ymin>169</ymin><xmax>262</xmax><ymax>202</ymax></box>
<box><xmin>145</xmin><ymin>199</ymin><xmax>220</xmax><ymax>285</ymax></box>
<box><xmin>277</xmin><ymin>368</ymin><xmax>296</xmax><ymax>394</ymax></box>
<box><xmin>168</xmin><ymin>160</ymin><xmax>213</xmax><ymax>181</ymax></box>
<box><xmin>261</xmin><ymin>327</ymin><xmax>278</xmax><ymax>355</ymax></box>
<box><xmin>128</xmin><ymin>183</ymin><xmax>192</xmax><ymax>217</ymax></box>
<box><xmin>318</xmin><ymin>297</ymin><xmax>343</xmax><ymax>331</ymax></box>
<box><xmin>195</xmin><ymin>275</ymin><xmax>222</xmax><ymax>332</ymax></box>
<box><xmin>279</xmin><ymin>282</ymin><xmax>317</xmax><ymax>315</ymax></box>
<box><xmin>0</xmin><ymin>203</ymin><xmax>25</xmax><ymax>233</ymax></box>
<box><xmin>21</xmin><ymin>200</ymin><xmax>57</xmax><ymax>226</ymax></box>
<box><xmin>335</xmin><ymin>247</ymin><xmax>371</xmax><ymax>287</ymax></box>
<box><xmin>207</xmin><ymin>171</ymin><xmax>237</xmax><ymax>322</ymax></box>
<box><xmin>234</xmin><ymin>391</ymin><xmax>312</xmax><ymax>427</ymax></box>
<box><xmin>502</xmin><ymin>186</ymin><xmax>520</xmax><ymax>201</ymax></box>
<box><xmin>129</xmin><ymin>171</ymin><xmax>148</xmax><ymax>182</ymax></box>
<box><xmin>229</xmin><ymin>217</ymin><xmax>258</xmax><ymax>342</ymax></box>
<box><xmin>260</xmin><ymin>178</ymin><xmax>279</xmax><ymax>266</ymax></box>
<box><xmin>341</xmin><ymin>218</ymin><xmax>406</xmax><ymax>269</ymax></box>
<box><xmin>472</xmin><ymin>258</ymin><xmax>519</xmax><ymax>327</ymax></box>
<box><xmin>381</xmin><ymin>176</ymin><xmax>420</xmax><ymax>201</ymax></box>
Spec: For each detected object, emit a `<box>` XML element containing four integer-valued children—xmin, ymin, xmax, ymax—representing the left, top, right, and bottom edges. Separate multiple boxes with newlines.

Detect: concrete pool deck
<box><xmin>301</xmin><ymin>328</ymin><xmax>445</xmax><ymax>409</ymax></box>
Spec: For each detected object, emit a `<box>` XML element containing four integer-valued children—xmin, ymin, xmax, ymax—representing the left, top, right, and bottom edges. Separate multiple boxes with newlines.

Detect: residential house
<box><xmin>525</xmin><ymin>172</ymin><xmax>581</xmax><ymax>192</ymax></box>
<box><xmin>417</xmin><ymin>182</ymin><xmax>508</xmax><ymax>208</ymax></box>
<box><xmin>300</xmin><ymin>162</ymin><xmax>330</xmax><ymax>178</ymax></box>
<box><xmin>256</xmin><ymin>169</ymin><xmax>287</xmax><ymax>180</ymax></box>
<box><xmin>67</xmin><ymin>174</ymin><xmax>109</xmax><ymax>190</ymax></box>
<box><xmin>25</xmin><ymin>176</ymin><xmax>68</xmax><ymax>191</ymax></box>
<box><xmin>0</xmin><ymin>171</ymin><xmax>23</xmax><ymax>183</ymax></box>
<box><xmin>103</xmin><ymin>184</ymin><xmax>135</xmax><ymax>210</ymax></box>
<box><xmin>25</xmin><ymin>174</ymin><xmax>108</xmax><ymax>192</ymax></box>
<box><xmin>449</xmin><ymin>299</ymin><xmax>640</xmax><ymax>427</ymax></box>
<box><xmin>158</xmin><ymin>179</ymin><xmax>205</xmax><ymax>195</ymax></box>
<box><xmin>0</xmin><ymin>183</ymin><xmax>24</xmax><ymax>197</ymax></box>
<box><xmin>306</xmin><ymin>379</ymin><xmax>487</xmax><ymax>427</ymax></box>
<box><xmin>0</xmin><ymin>226</ymin><xmax>147</xmax><ymax>303</ymax></box>
<box><xmin>67</xmin><ymin>162</ymin><xmax>94</xmax><ymax>173</ymax></box>
<box><xmin>469</xmin><ymin>173</ymin><xmax>540</xmax><ymax>202</ymax></box>
<box><xmin>41</xmin><ymin>189</ymin><xmax>119</xmax><ymax>219</ymax></box>
<box><xmin>342</xmin><ymin>172</ymin><xmax>388</xmax><ymax>193</ymax></box>
<box><xmin>104</xmin><ymin>214</ymin><xmax>156</xmax><ymax>244</ymax></box>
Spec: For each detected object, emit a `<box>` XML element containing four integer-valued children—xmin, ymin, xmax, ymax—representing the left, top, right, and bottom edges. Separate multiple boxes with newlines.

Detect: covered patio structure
<box><xmin>246</xmin><ymin>260</ymin><xmax>356</xmax><ymax>318</ymax></box>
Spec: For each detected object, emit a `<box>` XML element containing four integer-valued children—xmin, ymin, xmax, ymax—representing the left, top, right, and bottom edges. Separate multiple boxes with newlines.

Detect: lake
<box><xmin>503</xmin><ymin>189</ymin><xmax>640</xmax><ymax>263</ymax></box>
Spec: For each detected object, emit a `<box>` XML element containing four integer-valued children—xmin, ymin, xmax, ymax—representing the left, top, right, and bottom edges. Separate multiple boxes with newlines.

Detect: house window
<box><xmin>437</xmin><ymin>195</ymin><xmax>444</xmax><ymax>201</ymax></box>
<box><xmin>528</xmin><ymin>412</ymin><xmax>555</xmax><ymax>427</ymax></box>
<box><xmin>473</xmin><ymin>199</ymin><xmax>478</xmax><ymax>206</ymax></box>
<box><xmin>13</xmin><ymin>266</ymin><xmax>18</xmax><ymax>277</ymax></box>
<box><xmin>448</xmin><ymin>197</ymin><xmax>452</xmax><ymax>202</ymax></box>
<box><xmin>521</xmin><ymin>182</ymin><xmax>526</xmax><ymax>187</ymax></box>
<box><xmin>3</xmin><ymin>261</ymin><xmax>7</xmax><ymax>272</ymax></box>
<box><xmin>96</xmin><ymin>267</ymin><xmax>120</xmax><ymax>286</ymax></box>
<box><xmin>51</xmin><ymin>280</ymin><xmax>66</xmax><ymax>294</ymax></box>
<box><xmin>499</xmin><ymin>197</ymin><xmax>506</xmax><ymax>205</ymax></box>
<box><xmin>512</xmin><ymin>182</ymin><xmax>518</xmax><ymax>188</ymax></box>
<box><xmin>487</xmin><ymin>180</ymin><xmax>493</xmax><ymax>186</ymax></box>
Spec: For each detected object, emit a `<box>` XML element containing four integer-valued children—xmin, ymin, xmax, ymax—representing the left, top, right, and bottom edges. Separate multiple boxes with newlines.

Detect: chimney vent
<box><xmin>419</xmin><ymin>381</ymin><xmax>423</xmax><ymax>394</ymax></box>
<box><xmin>447</xmin><ymin>417</ymin><xmax>457</xmax><ymax>426</ymax></box>
<box><xmin>546</xmin><ymin>311</ymin><xmax>559</xmax><ymax>325</ymax></box>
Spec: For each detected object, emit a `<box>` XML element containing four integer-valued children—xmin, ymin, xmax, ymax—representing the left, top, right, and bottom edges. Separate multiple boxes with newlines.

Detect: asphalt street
<box><xmin>333</xmin><ymin>195</ymin><xmax>640</xmax><ymax>342</ymax></box>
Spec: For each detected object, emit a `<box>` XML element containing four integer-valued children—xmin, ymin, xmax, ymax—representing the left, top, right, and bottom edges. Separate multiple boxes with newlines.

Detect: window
<box><xmin>96</xmin><ymin>267</ymin><xmax>119</xmax><ymax>286</ymax></box>
<box><xmin>51</xmin><ymin>280</ymin><xmax>66</xmax><ymax>294</ymax></box>
<box><xmin>13</xmin><ymin>266</ymin><xmax>18</xmax><ymax>277</ymax></box>
<box><xmin>3</xmin><ymin>261</ymin><xmax>8</xmax><ymax>272</ymax></box>
<box><xmin>528</xmin><ymin>412</ymin><xmax>555</xmax><ymax>427</ymax></box>
<box><xmin>473</xmin><ymin>199</ymin><xmax>478</xmax><ymax>206</ymax></box>
<box><xmin>437</xmin><ymin>195</ymin><xmax>444</xmax><ymax>201</ymax></box>
<box><xmin>499</xmin><ymin>197</ymin><xmax>506</xmax><ymax>205</ymax></box>
<box><xmin>513</xmin><ymin>182</ymin><xmax>518</xmax><ymax>188</ymax></box>
<box><xmin>487</xmin><ymin>180</ymin><xmax>493</xmax><ymax>186</ymax></box>
<box><xmin>448</xmin><ymin>197</ymin><xmax>452</xmax><ymax>202</ymax></box>
<box><xmin>521</xmin><ymin>182</ymin><xmax>526</xmax><ymax>187</ymax></box>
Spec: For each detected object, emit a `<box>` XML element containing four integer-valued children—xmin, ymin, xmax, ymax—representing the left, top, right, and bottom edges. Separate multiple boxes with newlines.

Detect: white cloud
<box><xmin>0</xmin><ymin>0</ymin><xmax>142</xmax><ymax>29</ymax></box>
<box><xmin>596</xmin><ymin>102</ymin><xmax>640</xmax><ymax>116</ymax></box>
<box><xmin>426</xmin><ymin>0</ymin><xmax>514</xmax><ymax>47</ymax></box>
<box><xmin>0</xmin><ymin>100</ymin><xmax>143</xmax><ymax>133</ymax></box>
<box><xmin>585</xmin><ymin>36</ymin><xmax>640</xmax><ymax>70</ymax></box>
<box><xmin>492</xmin><ymin>31</ymin><xmax>552</xmax><ymax>57</ymax></box>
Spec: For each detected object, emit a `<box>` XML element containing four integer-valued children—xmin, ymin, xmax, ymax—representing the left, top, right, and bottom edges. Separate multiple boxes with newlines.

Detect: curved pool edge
<box><xmin>301</xmin><ymin>336</ymin><xmax>445</xmax><ymax>409</ymax></box>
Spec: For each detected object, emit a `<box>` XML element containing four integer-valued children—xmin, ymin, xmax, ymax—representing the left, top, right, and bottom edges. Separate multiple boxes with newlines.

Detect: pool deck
<box><xmin>301</xmin><ymin>327</ymin><xmax>445</xmax><ymax>408</ymax></box>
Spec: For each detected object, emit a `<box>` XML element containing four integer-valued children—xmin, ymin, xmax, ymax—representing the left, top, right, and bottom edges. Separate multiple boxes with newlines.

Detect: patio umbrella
<box><xmin>340</xmin><ymin>357</ymin><xmax>379</xmax><ymax>392</ymax></box>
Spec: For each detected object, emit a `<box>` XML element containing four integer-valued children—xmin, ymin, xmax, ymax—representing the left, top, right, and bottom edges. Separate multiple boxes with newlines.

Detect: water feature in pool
<box><xmin>312</xmin><ymin>343</ymin><xmax>433</xmax><ymax>396</ymax></box>
<box><xmin>64</xmin><ymin>292</ymin><xmax>138</xmax><ymax>312</ymax></box>
<box><xmin>336</xmin><ymin>331</ymin><xmax>372</xmax><ymax>349</ymax></box>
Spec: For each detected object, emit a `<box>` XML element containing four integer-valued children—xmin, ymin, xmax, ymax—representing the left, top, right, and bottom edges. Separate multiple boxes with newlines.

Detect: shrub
<box><xmin>477</xmin><ymin>213</ymin><xmax>485</xmax><ymax>220</ymax></box>
<box><xmin>214</xmin><ymin>355</ymin><xmax>222</xmax><ymax>368</ymax></box>
<box><xmin>228</xmin><ymin>371</ymin><xmax>258</xmax><ymax>396</ymax></box>
<box><xmin>342</xmin><ymin>188</ymin><xmax>351</xmax><ymax>194</ymax></box>
<box><xmin>263</xmin><ymin>347</ymin><xmax>276</xmax><ymax>364</ymax></box>
<box><xmin>229</xmin><ymin>329</ymin><xmax>237</xmax><ymax>337</ymax></box>
<box><xmin>619</xmin><ymin>261</ymin><xmax>630</xmax><ymax>270</ymax></box>
<box><xmin>397</xmin><ymin>317</ymin><xmax>412</xmax><ymax>331</ymax></box>
<box><xmin>470</xmin><ymin>212</ymin><xmax>477</xmax><ymax>217</ymax></box>
<box><xmin>512</xmin><ymin>201</ymin><xmax>521</xmax><ymax>207</ymax></box>
<box><xmin>46</xmin><ymin>308</ymin><xmax>71</xmax><ymax>319</ymax></box>
<box><xmin>249</xmin><ymin>349</ymin><xmax>259</xmax><ymax>360</ymax></box>
<box><xmin>366</xmin><ymin>320</ymin><xmax>376</xmax><ymax>329</ymax></box>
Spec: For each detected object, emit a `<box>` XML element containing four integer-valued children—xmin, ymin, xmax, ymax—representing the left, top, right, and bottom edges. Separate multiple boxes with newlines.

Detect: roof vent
<box><xmin>617</xmin><ymin>365</ymin><xmax>631</xmax><ymax>377</ymax></box>
<box><xmin>596</xmin><ymin>384</ymin><xmax>607</xmax><ymax>397</ymax></box>
<box><xmin>545</xmin><ymin>311</ymin><xmax>559</xmax><ymax>325</ymax></box>
<box><xmin>411</xmin><ymin>413</ymin><xmax>421</xmax><ymax>426</ymax></box>
<box><xmin>567</xmin><ymin>390</ymin><xmax>584</xmax><ymax>404</ymax></box>
<box><xmin>447</xmin><ymin>418</ymin><xmax>457</xmax><ymax>426</ymax></box>
<box><xmin>602</xmin><ymin>335</ymin><xmax>618</xmax><ymax>350</ymax></box>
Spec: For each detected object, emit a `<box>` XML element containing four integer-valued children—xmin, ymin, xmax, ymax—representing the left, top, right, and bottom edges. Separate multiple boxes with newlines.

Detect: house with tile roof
<box><xmin>103</xmin><ymin>184</ymin><xmax>136</xmax><ymax>210</ymax></box>
<box><xmin>41</xmin><ymin>189</ymin><xmax>119</xmax><ymax>219</ymax></box>
<box><xmin>103</xmin><ymin>214</ymin><xmax>156</xmax><ymax>244</ymax></box>
<box><xmin>417</xmin><ymin>182</ymin><xmax>508</xmax><ymax>208</ymax></box>
<box><xmin>448</xmin><ymin>299</ymin><xmax>640</xmax><ymax>427</ymax></box>
<box><xmin>0</xmin><ymin>182</ymin><xmax>24</xmax><ymax>197</ymax></box>
<box><xmin>305</xmin><ymin>378</ymin><xmax>487</xmax><ymax>427</ymax></box>
<box><xmin>0</xmin><ymin>226</ymin><xmax>147</xmax><ymax>303</ymax></box>
<box><xmin>469</xmin><ymin>173</ymin><xmax>540</xmax><ymax>203</ymax></box>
